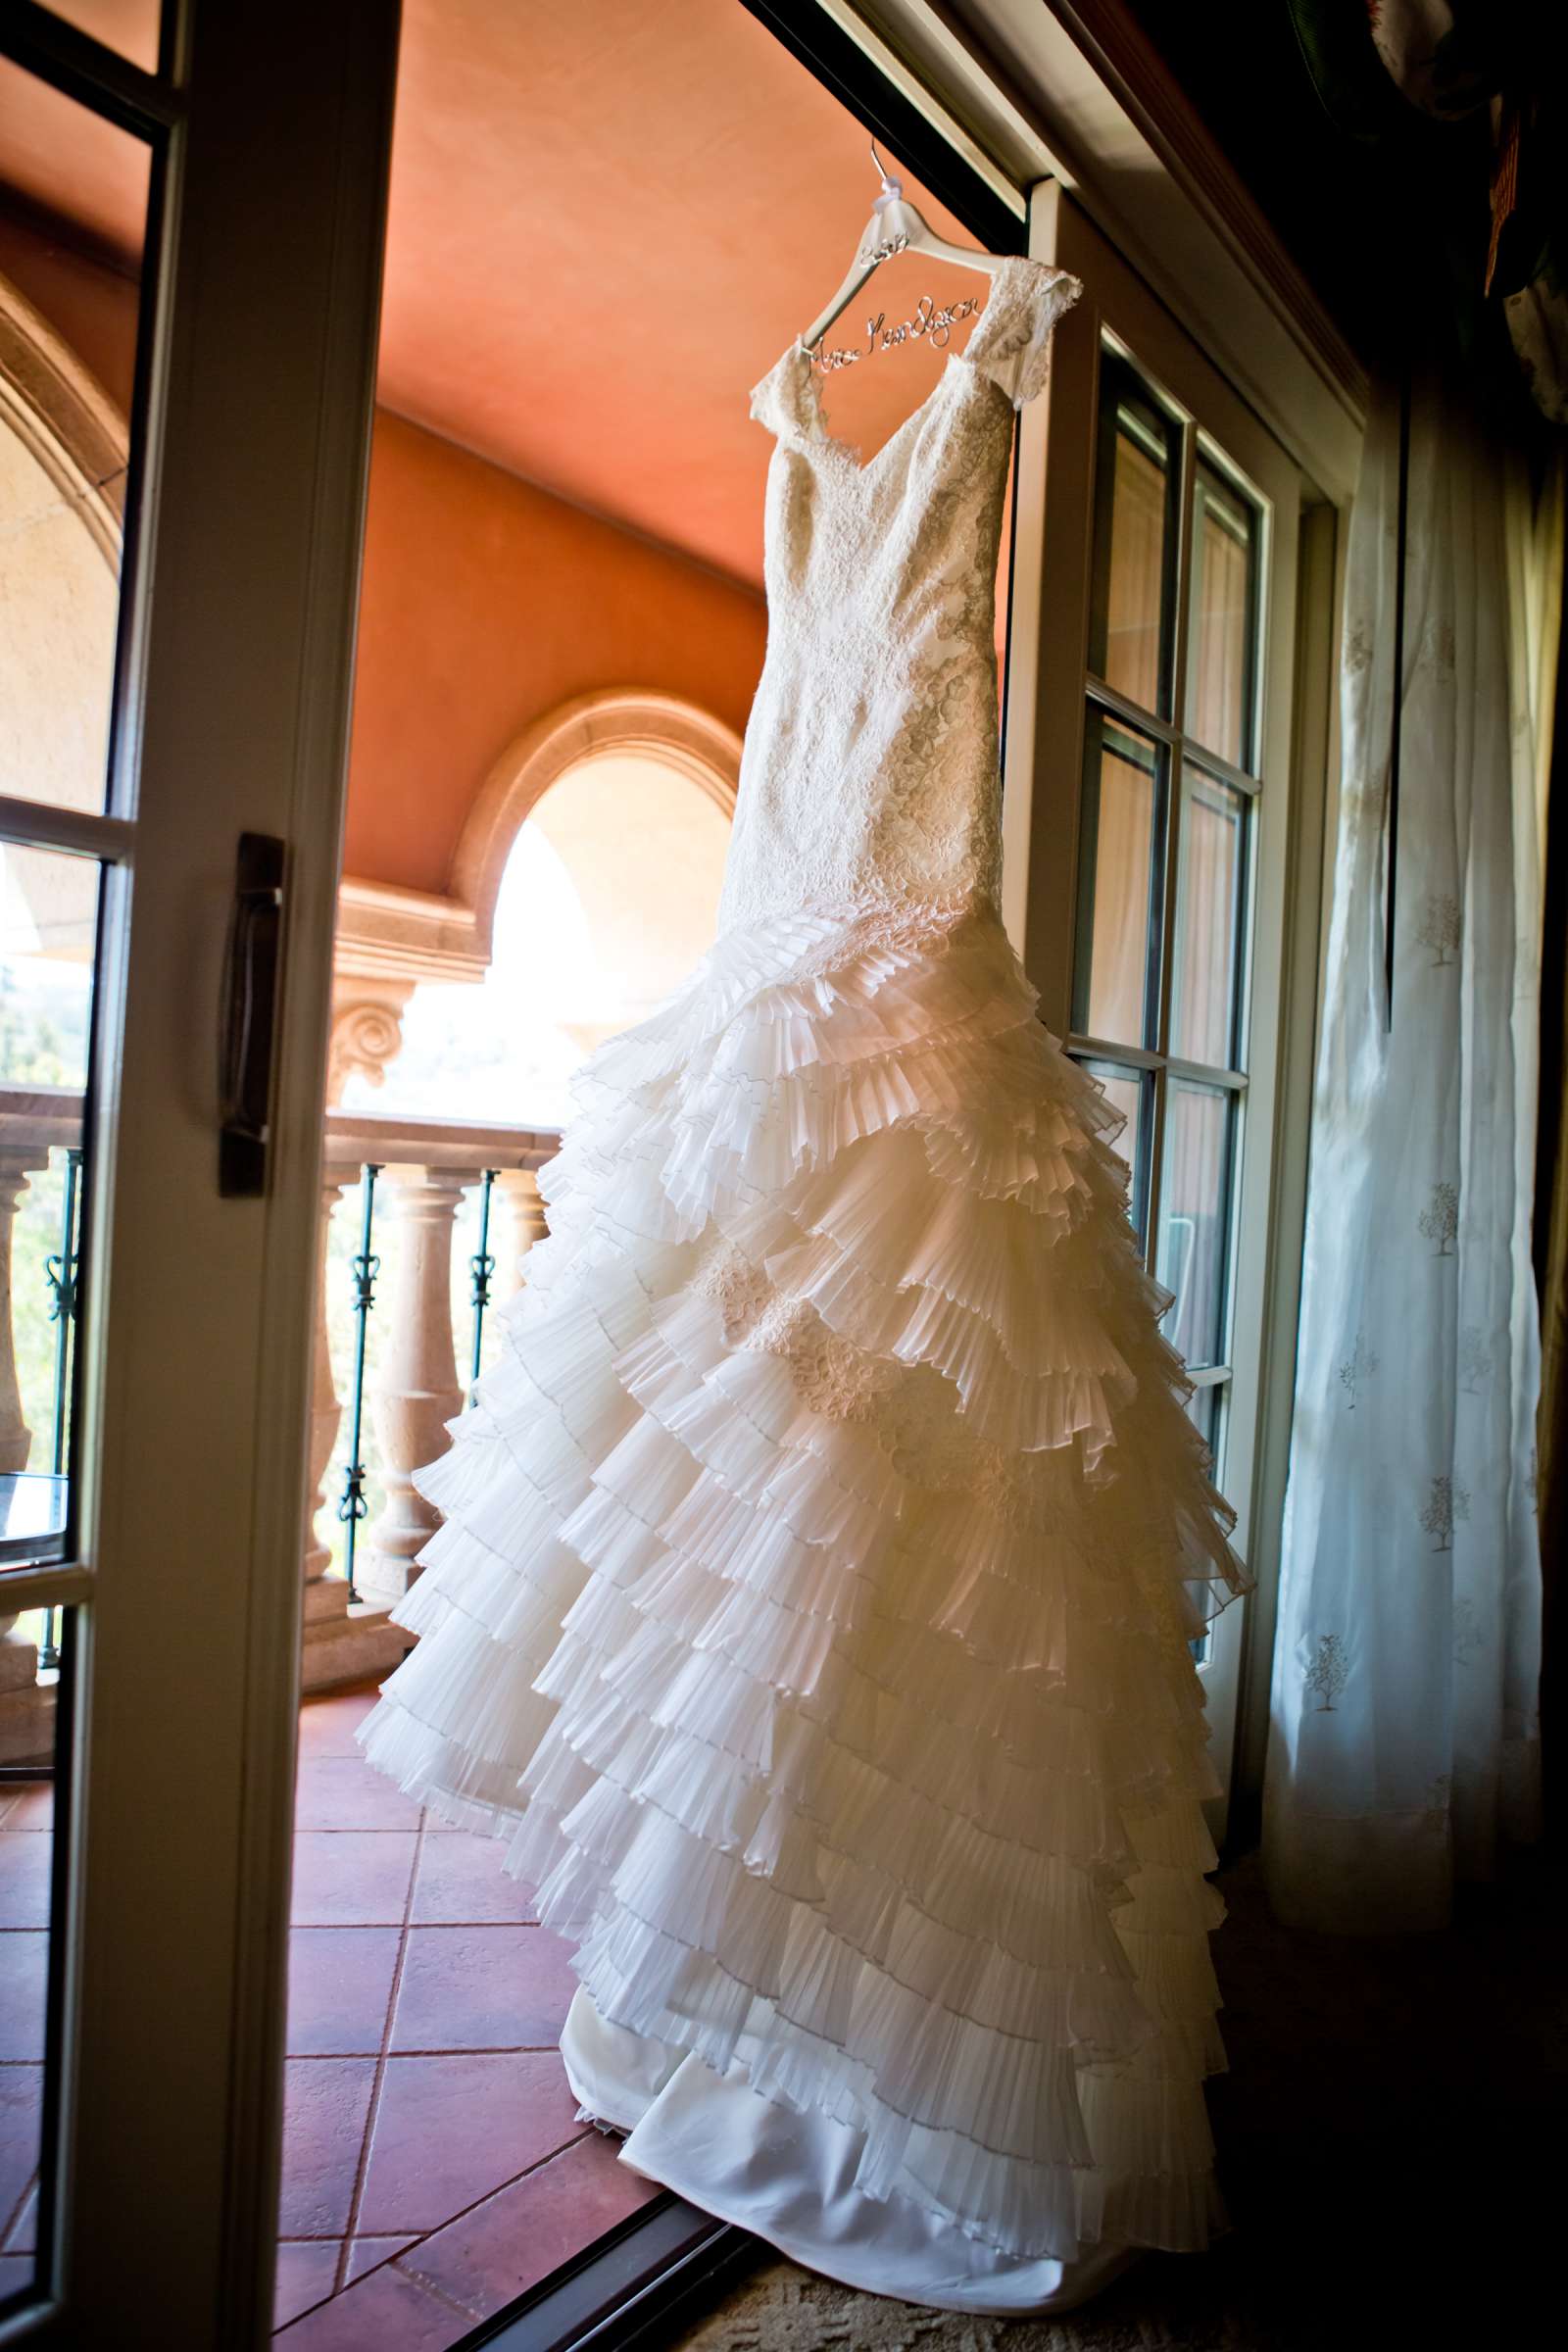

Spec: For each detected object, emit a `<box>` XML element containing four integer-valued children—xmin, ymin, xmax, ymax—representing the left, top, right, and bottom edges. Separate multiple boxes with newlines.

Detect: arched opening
<box><xmin>347</xmin><ymin>745</ymin><xmax>732</xmax><ymax>1123</ymax></box>
<box><xmin>0</xmin><ymin>267</ymin><xmax>121</xmax><ymax>1100</ymax></box>
<box><xmin>0</xmin><ymin>270</ymin><xmax>124</xmax><ymax>1680</ymax></box>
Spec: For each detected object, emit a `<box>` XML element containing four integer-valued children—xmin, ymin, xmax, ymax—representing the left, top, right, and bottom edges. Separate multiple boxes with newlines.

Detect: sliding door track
<box><xmin>447</xmin><ymin>2192</ymin><xmax>764</xmax><ymax>2352</ymax></box>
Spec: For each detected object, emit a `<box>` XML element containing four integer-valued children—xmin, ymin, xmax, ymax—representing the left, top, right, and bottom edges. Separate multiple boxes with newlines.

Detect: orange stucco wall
<box><xmin>345</xmin><ymin>411</ymin><xmax>765</xmax><ymax>894</ymax></box>
<box><xmin>0</xmin><ymin>217</ymin><xmax>767</xmax><ymax>897</ymax></box>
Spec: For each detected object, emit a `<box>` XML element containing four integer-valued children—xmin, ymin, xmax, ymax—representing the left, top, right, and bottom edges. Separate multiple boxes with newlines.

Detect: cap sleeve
<box><xmin>749</xmin><ymin>347</ymin><xmax>801</xmax><ymax>436</ymax></box>
<box><xmin>973</xmin><ymin>263</ymin><xmax>1082</xmax><ymax>410</ymax></box>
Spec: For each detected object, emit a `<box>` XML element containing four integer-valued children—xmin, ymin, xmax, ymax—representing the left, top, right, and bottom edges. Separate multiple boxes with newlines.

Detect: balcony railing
<box><xmin>0</xmin><ymin>1085</ymin><xmax>559</xmax><ymax>1753</ymax></box>
<box><xmin>0</xmin><ymin>1085</ymin><xmax>81</xmax><ymax>1761</ymax></box>
<box><xmin>307</xmin><ymin>1107</ymin><xmax>558</xmax><ymax>1687</ymax></box>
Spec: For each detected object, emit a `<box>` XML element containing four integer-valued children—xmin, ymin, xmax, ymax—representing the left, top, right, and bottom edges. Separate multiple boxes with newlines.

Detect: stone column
<box><xmin>298</xmin><ymin>1172</ymin><xmax>416</xmax><ymax>1690</ymax></box>
<box><xmin>360</xmin><ymin>1165</ymin><xmax>466</xmax><ymax>1609</ymax></box>
<box><xmin>0</xmin><ymin>1619</ymin><xmax>49</xmax><ymax>1766</ymax></box>
<box><xmin>0</xmin><ymin>1149</ymin><xmax>49</xmax><ymax>1761</ymax></box>
<box><xmin>491</xmin><ymin>1166</ymin><xmax>549</xmax><ymax>1303</ymax></box>
<box><xmin>303</xmin><ymin>1174</ymin><xmax>343</xmax><ymax>1593</ymax></box>
<box><xmin>298</xmin><ymin>980</ymin><xmax>421</xmax><ymax>1691</ymax></box>
<box><xmin>0</xmin><ymin>1151</ymin><xmax>35</xmax><ymax>1480</ymax></box>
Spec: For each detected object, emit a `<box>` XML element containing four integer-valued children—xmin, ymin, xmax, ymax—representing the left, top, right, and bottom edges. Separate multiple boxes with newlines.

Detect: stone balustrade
<box><xmin>0</xmin><ymin>1084</ymin><xmax>561</xmax><ymax>1751</ymax></box>
<box><xmin>0</xmin><ymin>1086</ymin><xmax>83</xmax><ymax>1761</ymax></box>
<box><xmin>308</xmin><ymin>1108</ymin><xmax>557</xmax><ymax>1690</ymax></box>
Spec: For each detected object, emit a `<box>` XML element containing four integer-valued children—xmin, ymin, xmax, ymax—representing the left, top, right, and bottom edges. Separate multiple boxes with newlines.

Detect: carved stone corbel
<box><xmin>325</xmin><ymin>979</ymin><xmax>415</xmax><ymax>1108</ymax></box>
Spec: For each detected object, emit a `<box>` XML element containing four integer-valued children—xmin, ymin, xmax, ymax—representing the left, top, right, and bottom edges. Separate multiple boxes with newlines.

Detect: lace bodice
<box><xmin>717</xmin><ymin>255</ymin><xmax>1081</xmax><ymax>939</ymax></box>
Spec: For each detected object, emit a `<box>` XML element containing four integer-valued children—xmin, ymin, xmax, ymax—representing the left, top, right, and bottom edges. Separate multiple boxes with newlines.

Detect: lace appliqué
<box><xmin>698</xmin><ymin>1242</ymin><xmax>900</xmax><ymax>1425</ymax></box>
<box><xmin>693</xmin><ymin>1240</ymin><xmax>1062</xmax><ymax>1529</ymax></box>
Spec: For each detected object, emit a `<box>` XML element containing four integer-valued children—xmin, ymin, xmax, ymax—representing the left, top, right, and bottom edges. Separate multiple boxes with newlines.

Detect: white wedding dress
<box><xmin>360</xmin><ymin>255</ymin><xmax>1246</xmax><ymax>2315</ymax></box>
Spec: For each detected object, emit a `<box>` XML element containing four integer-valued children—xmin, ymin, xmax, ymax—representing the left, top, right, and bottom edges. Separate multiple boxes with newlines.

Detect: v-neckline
<box><xmin>782</xmin><ymin>255</ymin><xmax>1027</xmax><ymax>482</ymax></box>
<box><xmin>793</xmin><ymin>346</ymin><xmax>968</xmax><ymax>481</ymax></box>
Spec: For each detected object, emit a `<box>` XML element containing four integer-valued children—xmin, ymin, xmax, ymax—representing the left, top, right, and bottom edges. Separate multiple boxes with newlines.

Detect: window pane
<box><xmin>1088</xmin><ymin>357</ymin><xmax>1179</xmax><ymax>717</ymax></box>
<box><xmin>1080</xmin><ymin>1057</ymin><xmax>1150</xmax><ymax>1248</ymax></box>
<box><xmin>1073</xmin><ymin>711</ymin><xmax>1166</xmax><ymax>1050</ymax></box>
<box><xmin>1172</xmin><ymin>768</ymin><xmax>1249</xmax><ymax>1069</ymax></box>
<box><xmin>34</xmin><ymin>2</ymin><xmax>160</xmax><ymax>71</ymax></box>
<box><xmin>1156</xmin><ymin>1080</ymin><xmax>1234</xmax><ymax>1372</ymax></box>
<box><xmin>1186</xmin><ymin>457</ymin><xmax>1259</xmax><ymax>771</ymax></box>
<box><xmin>1184</xmin><ymin>1383</ymin><xmax>1231</xmax><ymax>1665</ymax></box>
<box><xmin>0</xmin><ymin>52</ymin><xmax>149</xmax><ymax>819</ymax></box>
<box><xmin>1184</xmin><ymin>1377</ymin><xmax>1223</xmax><ymax>1458</ymax></box>
<box><xmin>0</xmin><ymin>845</ymin><xmax>99</xmax><ymax>1568</ymax></box>
<box><xmin>1183</xmin><ymin>1385</ymin><xmax>1226</xmax><ymax>1662</ymax></box>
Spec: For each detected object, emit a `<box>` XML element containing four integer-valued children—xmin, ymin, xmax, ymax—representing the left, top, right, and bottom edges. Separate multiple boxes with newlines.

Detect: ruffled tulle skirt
<box><xmin>358</xmin><ymin>897</ymin><xmax>1246</xmax><ymax>2313</ymax></box>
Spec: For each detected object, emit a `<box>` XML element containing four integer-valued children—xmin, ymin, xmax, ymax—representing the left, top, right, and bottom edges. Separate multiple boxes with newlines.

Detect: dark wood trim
<box><xmin>0</xmin><ymin>0</ymin><xmax>179</xmax><ymax>133</ymax></box>
<box><xmin>1043</xmin><ymin>0</ymin><xmax>1366</xmax><ymax>410</ymax></box>
<box><xmin>737</xmin><ymin>0</ymin><xmax>1025</xmax><ymax>255</ymax></box>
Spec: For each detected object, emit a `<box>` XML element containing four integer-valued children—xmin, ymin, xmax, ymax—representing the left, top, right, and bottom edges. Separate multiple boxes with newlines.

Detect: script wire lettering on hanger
<box><xmin>811</xmin><ymin>289</ymin><xmax>983</xmax><ymax>375</ymax></box>
<box><xmin>855</xmin><ymin>229</ymin><xmax>910</xmax><ymax>269</ymax></box>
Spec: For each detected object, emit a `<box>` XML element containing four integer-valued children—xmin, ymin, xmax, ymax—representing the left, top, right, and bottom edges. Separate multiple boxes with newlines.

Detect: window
<box><xmin>1012</xmin><ymin>184</ymin><xmax>1315</xmax><ymax>1799</ymax></box>
<box><xmin>1067</xmin><ymin>347</ymin><xmax>1267</xmax><ymax>1637</ymax></box>
<box><xmin>0</xmin><ymin>3</ymin><xmax>397</xmax><ymax>2338</ymax></box>
<box><xmin>349</xmin><ymin>748</ymin><xmax>733</xmax><ymax>1128</ymax></box>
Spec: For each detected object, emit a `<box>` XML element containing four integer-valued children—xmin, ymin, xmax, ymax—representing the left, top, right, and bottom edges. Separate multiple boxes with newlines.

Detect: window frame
<box><xmin>1004</xmin><ymin>180</ymin><xmax>1312</xmax><ymax>1830</ymax></box>
<box><xmin>1072</xmin><ymin>345</ymin><xmax>1272</xmax><ymax>1436</ymax></box>
<box><xmin>0</xmin><ymin>2</ymin><xmax>397</xmax><ymax>2342</ymax></box>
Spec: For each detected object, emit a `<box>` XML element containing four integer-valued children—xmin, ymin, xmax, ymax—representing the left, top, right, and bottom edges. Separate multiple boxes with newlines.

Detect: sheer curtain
<box><xmin>1263</xmin><ymin>371</ymin><xmax>1553</xmax><ymax>1933</ymax></box>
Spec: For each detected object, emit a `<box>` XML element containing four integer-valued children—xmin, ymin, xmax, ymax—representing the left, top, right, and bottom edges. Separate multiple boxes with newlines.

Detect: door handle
<box><xmin>218</xmin><ymin>832</ymin><xmax>285</xmax><ymax>1198</ymax></box>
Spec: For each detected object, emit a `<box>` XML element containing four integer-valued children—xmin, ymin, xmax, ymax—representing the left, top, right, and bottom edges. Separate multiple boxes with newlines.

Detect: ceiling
<box><xmin>379</xmin><ymin>0</ymin><xmax>986</xmax><ymax>585</ymax></box>
<box><xmin>1</xmin><ymin>0</ymin><xmax>995</xmax><ymax>587</ymax></box>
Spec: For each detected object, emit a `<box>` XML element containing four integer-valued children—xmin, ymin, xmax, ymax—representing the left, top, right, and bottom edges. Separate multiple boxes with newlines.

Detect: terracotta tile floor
<box><xmin>274</xmin><ymin>1683</ymin><xmax>659</xmax><ymax>2341</ymax></box>
<box><xmin>0</xmin><ymin>1684</ymin><xmax>661</xmax><ymax>2342</ymax></box>
<box><xmin>0</xmin><ymin>1772</ymin><xmax>48</xmax><ymax>2307</ymax></box>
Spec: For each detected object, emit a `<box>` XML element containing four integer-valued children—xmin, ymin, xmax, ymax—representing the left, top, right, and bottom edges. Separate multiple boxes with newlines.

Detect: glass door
<box><xmin>1007</xmin><ymin>181</ymin><xmax>1309</xmax><ymax>1831</ymax></box>
<box><xmin>0</xmin><ymin>2</ymin><xmax>396</xmax><ymax>2341</ymax></box>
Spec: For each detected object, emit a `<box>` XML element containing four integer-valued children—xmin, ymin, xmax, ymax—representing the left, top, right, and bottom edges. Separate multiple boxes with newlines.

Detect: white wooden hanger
<box><xmin>798</xmin><ymin>141</ymin><xmax>1010</xmax><ymax>356</ymax></box>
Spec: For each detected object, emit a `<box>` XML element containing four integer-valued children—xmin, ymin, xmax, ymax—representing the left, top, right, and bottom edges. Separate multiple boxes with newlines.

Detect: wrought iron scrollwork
<box><xmin>467</xmin><ymin>1168</ymin><xmax>499</xmax><ymax>1396</ymax></box>
<box><xmin>336</xmin><ymin>1162</ymin><xmax>382</xmax><ymax>1601</ymax></box>
<box><xmin>37</xmin><ymin>1147</ymin><xmax>82</xmax><ymax>1674</ymax></box>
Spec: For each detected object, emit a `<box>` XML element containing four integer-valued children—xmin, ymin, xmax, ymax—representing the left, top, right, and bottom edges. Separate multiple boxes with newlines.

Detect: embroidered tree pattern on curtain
<box><xmin>1264</xmin><ymin>374</ymin><xmax>1546</xmax><ymax>1933</ymax></box>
